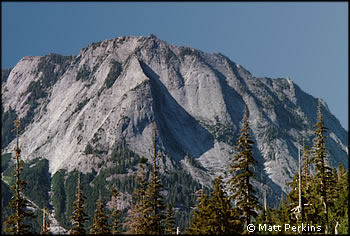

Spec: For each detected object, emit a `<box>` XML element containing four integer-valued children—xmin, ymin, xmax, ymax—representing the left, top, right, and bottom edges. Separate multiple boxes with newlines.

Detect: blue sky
<box><xmin>1</xmin><ymin>2</ymin><xmax>348</xmax><ymax>130</ymax></box>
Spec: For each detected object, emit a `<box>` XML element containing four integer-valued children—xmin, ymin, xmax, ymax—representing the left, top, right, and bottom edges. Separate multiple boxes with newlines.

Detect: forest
<box><xmin>1</xmin><ymin>102</ymin><xmax>348</xmax><ymax>235</ymax></box>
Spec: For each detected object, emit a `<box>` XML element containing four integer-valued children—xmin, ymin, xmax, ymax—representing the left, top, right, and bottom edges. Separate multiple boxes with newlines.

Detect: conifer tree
<box><xmin>124</xmin><ymin>157</ymin><xmax>150</xmax><ymax>234</ymax></box>
<box><xmin>255</xmin><ymin>193</ymin><xmax>285</xmax><ymax>235</ymax></box>
<box><xmin>90</xmin><ymin>191</ymin><xmax>111</xmax><ymax>234</ymax></box>
<box><xmin>301</xmin><ymin>137</ymin><xmax>316</xmax><ymax>223</ymax></box>
<box><xmin>164</xmin><ymin>203</ymin><xmax>176</xmax><ymax>235</ymax></box>
<box><xmin>286</xmin><ymin>146</ymin><xmax>318</xmax><ymax>228</ymax></box>
<box><xmin>186</xmin><ymin>188</ymin><xmax>210</xmax><ymax>234</ymax></box>
<box><xmin>187</xmin><ymin>177</ymin><xmax>240</xmax><ymax>234</ymax></box>
<box><xmin>69</xmin><ymin>173</ymin><xmax>88</xmax><ymax>234</ymax></box>
<box><xmin>294</xmin><ymin>136</ymin><xmax>330</xmax><ymax>227</ymax></box>
<box><xmin>331</xmin><ymin>163</ymin><xmax>348</xmax><ymax>234</ymax></box>
<box><xmin>111</xmin><ymin>188</ymin><xmax>120</xmax><ymax>234</ymax></box>
<box><xmin>326</xmin><ymin>166</ymin><xmax>340</xmax><ymax>233</ymax></box>
<box><xmin>287</xmin><ymin>134</ymin><xmax>332</xmax><ymax>228</ymax></box>
<box><xmin>309</xmin><ymin>100</ymin><xmax>333</xmax><ymax>233</ymax></box>
<box><xmin>4</xmin><ymin>118</ymin><xmax>35</xmax><ymax>234</ymax></box>
<box><xmin>229</xmin><ymin>105</ymin><xmax>259</xmax><ymax>231</ymax></box>
<box><xmin>207</xmin><ymin>176</ymin><xmax>241</xmax><ymax>234</ymax></box>
<box><xmin>256</xmin><ymin>190</ymin><xmax>268</xmax><ymax>225</ymax></box>
<box><xmin>272</xmin><ymin>193</ymin><xmax>290</xmax><ymax>234</ymax></box>
<box><xmin>144</xmin><ymin>122</ymin><xmax>165</xmax><ymax>234</ymax></box>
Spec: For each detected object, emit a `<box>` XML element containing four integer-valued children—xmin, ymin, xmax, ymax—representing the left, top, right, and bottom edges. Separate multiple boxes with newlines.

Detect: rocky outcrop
<box><xmin>2</xmin><ymin>35</ymin><xmax>348</xmax><ymax>203</ymax></box>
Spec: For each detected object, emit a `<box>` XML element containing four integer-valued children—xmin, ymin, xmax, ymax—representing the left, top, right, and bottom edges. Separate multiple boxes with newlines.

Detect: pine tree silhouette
<box><xmin>69</xmin><ymin>173</ymin><xmax>88</xmax><ymax>234</ymax></box>
<box><xmin>4</xmin><ymin>118</ymin><xmax>36</xmax><ymax>234</ymax></box>
<box><xmin>90</xmin><ymin>191</ymin><xmax>110</xmax><ymax>234</ymax></box>
<box><xmin>164</xmin><ymin>203</ymin><xmax>175</xmax><ymax>235</ymax></box>
<box><xmin>309</xmin><ymin>100</ymin><xmax>333</xmax><ymax>234</ymax></box>
<box><xmin>124</xmin><ymin>157</ymin><xmax>150</xmax><ymax>234</ymax></box>
<box><xmin>144</xmin><ymin>122</ymin><xmax>165</xmax><ymax>234</ymax></box>
<box><xmin>111</xmin><ymin>188</ymin><xmax>120</xmax><ymax>234</ymax></box>
<box><xmin>186</xmin><ymin>188</ymin><xmax>210</xmax><ymax>234</ymax></box>
<box><xmin>187</xmin><ymin>176</ymin><xmax>240</xmax><ymax>234</ymax></box>
<box><xmin>228</xmin><ymin>105</ymin><xmax>260</xmax><ymax>232</ymax></box>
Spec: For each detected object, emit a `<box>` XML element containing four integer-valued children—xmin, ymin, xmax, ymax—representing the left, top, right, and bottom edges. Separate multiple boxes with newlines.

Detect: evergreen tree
<box><xmin>301</xmin><ymin>138</ymin><xmax>318</xmax><ymax>224</ymax></box>
<box><xmin>207</xmin><ymin>176</ymin><xmax>241</xmax><ymax>234</ymax></box>
<box><xmin>111</xmin><ymin>189</ymin><xmax>120</xmax><ymax>234</ymax></box>
<box><xmin>124</xmin><ymin>157</ymin><xmax>150</xmax><ymax>234</ymax></box>
<box><xmin>186</xmin><ymin>188</ymin><xmax>210</xmax><ymax>234</ymax></box>
<box><xmin>330</xmin><ymin>163</ymin><xmax>348</xmax><ymax>234</ymax></box>
<box><xmin>326</xmin><ymin>166</ymin><xmax>340</xmax><ymax>233</ymax></box>
<box><xmin>288</xmin><ymin>168</ymin><xmax>322</xmax><ymax>229</ymax></box>
<box><xmin>187</xmin><ymin>177</ymin><xmax>240</xmax><ymax>234</ymax></box>
<box><xmin>309</xmin><ymin>100</ymin><xmax>333</xmax><ymax>233</ymax></box>
<box><xmin>273</xmin><ymin>193</ymin><xmax>290</xmax><ymax>234</ymax></box>
<box><xmin>144</xmin><ymin>122</ymin><xmax>165</xmax><ymax>234</ymax></box>
<box><xmin>4</xmin><ymin>118</ymin><xmax>36</xmax><ymax>234</ymax></box>
<box><xmin>229</xmin><ymin>105</ymin><xmax>259</xmax><ymax>231</ymax></box>
<box><xmin>90</xmin><ymin>192</ymin><xmax>111</xmax><ymax>234</ymax></box>
<box><xmin>164</xmin><ymin>203</ymin><xmax>176</xmax><ymax>235</ymax></box>
<box><xmin>302</xmin><ymin>137</ymin><xmax>311</xmax><ymax>182</ymax></box>
<box><xmin>287</xmin><ymin>134</ymin><xmax>333</xmax><ymax>230</ymax></box>
<box><xmin>69</xmin><ymin>173</ymin><xmax>88</xmax><ymax>234</ymax></box>
<box><xmin>255</xmin><ymin>202</ymin><xmax>285</xmax><ymax>235</ymax></box>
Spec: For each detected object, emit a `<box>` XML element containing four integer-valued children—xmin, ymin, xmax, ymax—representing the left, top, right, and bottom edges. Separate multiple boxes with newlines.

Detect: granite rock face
<box><xmin>2</xmin><ymin>35</ymin><xmax>348</xmax><ymax>204</ymax></box>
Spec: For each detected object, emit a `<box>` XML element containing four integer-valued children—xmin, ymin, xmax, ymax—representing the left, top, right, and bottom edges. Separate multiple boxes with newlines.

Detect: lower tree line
<box><xmin>3</xmin><ymin>101</ymin><xmax>348</xmax><ymax>234</ymax></box>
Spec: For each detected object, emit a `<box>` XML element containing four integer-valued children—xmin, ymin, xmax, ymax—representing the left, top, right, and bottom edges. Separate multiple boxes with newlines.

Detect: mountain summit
<box><xmin>1</xmin><ymin>35</ymin><xmax>348</xmax><ymax>205</ymax></box>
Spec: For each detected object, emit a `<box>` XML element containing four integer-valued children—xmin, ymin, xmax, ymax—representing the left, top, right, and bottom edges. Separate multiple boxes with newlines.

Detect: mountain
<box><xmin>1</xmin><ymin>34</ymin><xmax>348</xmax><ymax>232</ymax></box>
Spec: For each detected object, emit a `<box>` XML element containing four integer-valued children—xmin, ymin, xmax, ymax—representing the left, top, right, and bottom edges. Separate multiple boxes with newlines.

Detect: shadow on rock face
<box><xmin>139</xmin><ymin>60</ymin><xmax>215</xmax><ymax>161</ymax></box>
